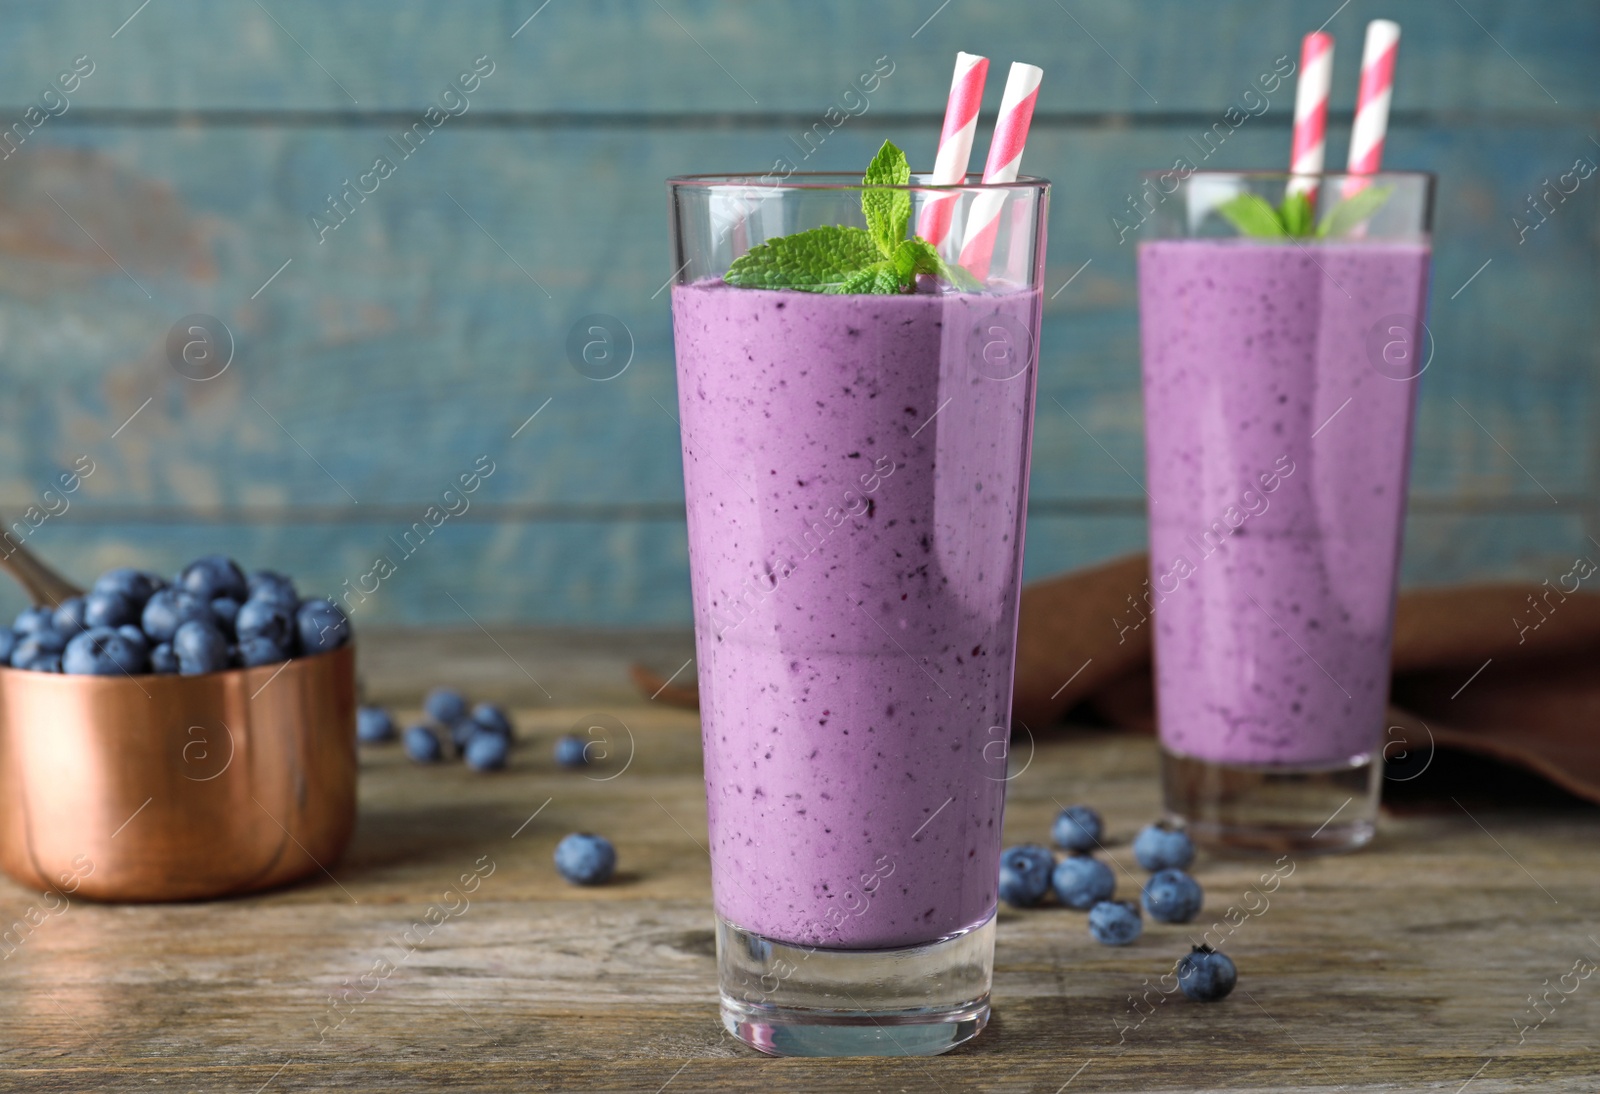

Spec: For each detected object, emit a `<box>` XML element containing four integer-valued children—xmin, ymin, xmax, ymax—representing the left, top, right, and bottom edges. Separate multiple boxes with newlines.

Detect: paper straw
<box><xmin>1286</xmin><ymin>31</ymin><xmax>1334</xmax><ymax>199</ymax></box>
<box><xmin>1345</xmin><ymin>19</ymin><xmax>1400</xmax><ymax>193</ymax></box>
<box><xmin>917</xmin><ymin>51</ymin><xmax>990</xmax><ymax>248</ymax></box>
<box><xmin>958</xmin><ymin>61</ymin><xmax>1042</xmax><ymax>282</ymax></box>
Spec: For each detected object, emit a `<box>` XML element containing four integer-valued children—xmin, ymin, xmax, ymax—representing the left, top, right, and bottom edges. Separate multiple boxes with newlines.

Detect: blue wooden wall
<box><xmin>0</xmin><ymin>1</ymin><xmax>1594</xmax><ymax>626</ymax></box>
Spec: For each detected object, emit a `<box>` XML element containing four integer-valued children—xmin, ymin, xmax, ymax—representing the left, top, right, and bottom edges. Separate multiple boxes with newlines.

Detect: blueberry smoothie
<box><xmin>1138</xmin><ymin>238</ymin><xmax>1430</xmax><ymax>768</ymax></box>
<box><xmin>671</xmin><ymin>280</ymin><xmax>1040</xmax><ymax>949</ymax></box>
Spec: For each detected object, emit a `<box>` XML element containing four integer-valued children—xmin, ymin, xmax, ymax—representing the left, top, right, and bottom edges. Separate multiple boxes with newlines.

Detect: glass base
<box><xmin>716</xmin><ymin>913</ymin><xmax>994</xmax><ymax>1057</ymax></box>
<box><xmin>1161</xmin><ymin>746</ymin><xmax>1380</xmax><ymax>854</ymax></box>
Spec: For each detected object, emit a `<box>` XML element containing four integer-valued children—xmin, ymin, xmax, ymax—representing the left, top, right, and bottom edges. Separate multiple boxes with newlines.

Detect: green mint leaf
<box><xmin>1215</xmin><ymin>193</ymin><xmax>1287</xmax><ymax>238</ymax></box>
<box><xmin>1316</xmin><ymin>184</ymin><xmax>1394</xmax><ymax>239</ymax></box>
<box><xmin>861</xmin><ymin>140</ymin><xmax>911</xmax><ymax>257</ymax></box>
<box><xmin>896</xmin><ymin>238</ymin><xmax>982</xmax><ymax>293</ymax></box>
<box><xmin>1278</xmin><ymin>191</ymin><xmax>1314</xmax><ymax>237</ymax></box>
<box><xmin>724</xmin><ymin>225</ymin><xmax>881</xmax><ymax>291</ymax></box>
<box><xmin>829</xmin><ymin>262</ymin><xmax>901</xmax><ymax>295</ymax></box>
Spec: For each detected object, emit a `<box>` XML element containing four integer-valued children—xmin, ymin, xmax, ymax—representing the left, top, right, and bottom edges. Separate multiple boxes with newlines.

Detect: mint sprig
<box><xmin>725</xmin><ymin>141</ymin><xmax>979</xmax><ymax>294</ymax></box>
<box><xmin>1214</xmin><ymin>184</ymin><xmax>1394</xmax><ymax>240</ymax></box>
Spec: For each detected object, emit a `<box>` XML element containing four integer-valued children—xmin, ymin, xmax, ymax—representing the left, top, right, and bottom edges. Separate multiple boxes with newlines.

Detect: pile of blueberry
<box><xmin>999</xmin><ymin>806</ymin><xmax>1236</xmax><ymax>1002</ymax></box>
<box><xmin>3</xmin><ymin>556</ymin><xmax>349</xmax><ymax>676</ymax></box>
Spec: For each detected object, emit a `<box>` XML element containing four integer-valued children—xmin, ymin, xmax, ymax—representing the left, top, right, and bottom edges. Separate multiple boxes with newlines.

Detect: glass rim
<box><xmin>1137</xmin><ymin>168</ymin><xmax>1434</xmax><ymax>183</ymax></box>
<box><xmin>667</xmin><ymin>171</ymin><xmax>1050</xmax><ymax>193</ymax></box>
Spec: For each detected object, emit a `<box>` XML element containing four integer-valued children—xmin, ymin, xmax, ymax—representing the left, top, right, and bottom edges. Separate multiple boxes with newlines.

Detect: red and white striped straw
<box><xmin>1286</xmin><ymin>31</ymin><xmax>1334</xmax><ymax>199</ymax></box>
<box><xmin>958</xmin><ymin>61</ymin><xmax>1042</xmax><ymax>281</ymax></box>
<box><xmin>917</xmin><ymin>51</ymin><xmax>990</xmax><ymax>248</ymax></box>
<box><xmin>1345</xmin><ymin>19</ymin><xmax>1400</xmax><ymax>192</ymax></box>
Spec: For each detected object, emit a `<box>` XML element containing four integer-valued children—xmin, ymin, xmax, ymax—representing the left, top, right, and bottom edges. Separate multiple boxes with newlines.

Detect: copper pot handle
<box><xmin>0</xmin><ymin>526</ymin><xmax>86</xmax><ymax>606</ymax></box>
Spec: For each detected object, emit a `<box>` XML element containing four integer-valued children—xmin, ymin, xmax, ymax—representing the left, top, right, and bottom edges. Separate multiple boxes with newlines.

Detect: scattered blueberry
<box><xmin>998</xmin><ymin>844</ymin><xmax>1056</xmax><ymax>908</ymax></box>
<box><xmin>63</xmin><ymin>627</ymin><xmax>149</xmax><ymax>676</ymax></box>
<box><xmin>1177</xmin><ymin>945</ymin><xmax>1237</xmax><ymax>1002</ymax></box>
<box><xmin>1133</xmin><ymin>823</ymin><xmax>1195</xmax><ymax>872</ymax></box>
<box><xmin>1052</xmin><ymin>854</ymin><xmax>1116</xmax><ymax>910</ymax></box>
<box><xmin>554</xmin><ymin>833</ymin><xmax>616</xmax><ymax>885</ymax></box>
<box><xmin>150</xmin><ymin>643</ymin><xmax>180</xmax><ymax>674</ymax></box>
<box><xmin>403</xmin><ymin>724</ymin><xmax>444</xmax><ymax>763</ymax></box>
<box><xmin>141</xmin><ymin>589</ymin><xmax>215</xmax><ymax>643</ymax></box>
<box><xmin>210</xmin><ymin>597</ymin><xmax>241</xmax><ymax>638</ymax></box>
<box><xmin>1142</xmin><ymin>869</ymin><xmax>1203</xmax><ymax>924</ymax></box>
<box><xmin>356</xmin><ymin>705</ymin><xmax>397</xmax><ymax>744</ymax></box>
<box><xmin>173</xmin><ymin>619</ymin><xmax>230</xmax><ymax>675</ymax></box>
<box><xmin>296</xmin><ymin>598</ymin><xmax>350</xmax><ymax>654</ymax></box>
<box><xmin>53</xmin><ymin>597</ymin><xmax>89</xmax><ymax>636</ymax></box>
<box><xmin>236</xmin><ymin>634</ymin><xmax>288</xmax><ymax>668</ymax></box>
<box><xmin>11</xmin><ymin>629</ymin><xmax>67</xmax><ymax>668</ymax></box>
<box><xmin>13</xmin><ymin>606</ymin><xmax>55</xmax><ymax>634</ymax></box>
<box><xmin>554</xmin><ymin>734</ymin><xmax>590</xmax><ymax>768</ymax></box>
<box><xmin>1088</xmin><ymin>900</ymin><xmax>1143</xmax><ymax>946</ymax></box>
<box><xmin>424</xmin><ymin>687</ymin><xmax>468</xmax><ymax>725</ymax></box>
<box><xmin>1051</xmin><ymin>805</ymin><xmax>1105</xmax><ymax>853</ymax></box>
<box><xmin>176</xmin><ymin>554</ymin><xmax>248</xmax><ymax>603</ymax></box>
<box><xmin>448</xmin><ymin>717</ymin><xmax>479</xmax><ymax>756</ymax></box>
<box><xmin>470</xmin><ymin>702</ymin><xmax>513</xmax><ymax>738</ymax></box>
<box><xmin>235</xmin><ymin>598</ymin><xmax>294</xmax><ymax>647</ymax></box>
<box><xmin>464</xmin><ymin>731</ymin><xmax>509</xmax><ymax>771</ymax></box>
<box><xmin>84</xmin><ymin>589</ymin><xmax>139</xmax><ymax>629</ymax></box>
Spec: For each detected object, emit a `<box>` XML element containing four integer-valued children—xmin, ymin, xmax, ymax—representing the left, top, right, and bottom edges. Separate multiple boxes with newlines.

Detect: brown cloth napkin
<box><xmin>633</xmin><ymin>553</ymin><xmax>1600</xmax><ymax>804</ymax></box>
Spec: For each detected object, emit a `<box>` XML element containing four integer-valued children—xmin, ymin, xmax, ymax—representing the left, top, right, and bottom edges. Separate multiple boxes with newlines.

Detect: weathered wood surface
<box><xmin>1</xmin><ymin>629</ymin><xmax>1596</xmax><ymax>1092</ymax></box>
<box><xmin>0</xmin><ymin>1</ymin><xmax>1595</xmax><ymax>628</ymax></box>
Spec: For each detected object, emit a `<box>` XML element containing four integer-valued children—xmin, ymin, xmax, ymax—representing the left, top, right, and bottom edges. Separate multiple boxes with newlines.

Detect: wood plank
<box><xmin>0</xmin><ymin>0</ymin><xmax>1592</xmax><ymax>114</ymax></box>
<box><xmin>0</xmin><ymin>645</ymin><xmax>1596</xmax><ymax>1090</ymax></box>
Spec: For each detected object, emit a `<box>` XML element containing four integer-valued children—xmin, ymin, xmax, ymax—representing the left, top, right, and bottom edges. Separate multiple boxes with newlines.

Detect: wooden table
<box><xmin>3</xmin><ymin>629</ymin><xmax>1597</xmax><ymax>1092</ymax></box>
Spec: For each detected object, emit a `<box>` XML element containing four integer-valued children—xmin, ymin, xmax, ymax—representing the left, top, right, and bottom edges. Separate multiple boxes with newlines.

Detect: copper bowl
<box><xmin>0</xmin><ymin>547</ymin><xmax>357</xmax><ymax>902</ymax></box>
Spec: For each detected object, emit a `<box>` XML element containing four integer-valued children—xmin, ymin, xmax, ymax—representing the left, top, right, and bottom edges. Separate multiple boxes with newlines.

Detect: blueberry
<box><xmin>176</xmin><ymin>554</ymin><xmax>248</xmax><ymax>603</ymax></box>
<box><xmin>210</xmin><ymin>597</ymin><xmax>241</xmax><ymax>638</ymax></box>
<box><xmin>998</xmin><ymin>843</ymin><xmax>1055</xmax><ymax>907</ymax></box>
<box><xmin>1177</xmin><ymin>945</ymin><xmax>1237</xmax><ymax>1002</ymax></box>
<box><xmin>116</xmin><ymin>625</ymin><xmax>149</xmax><ymax>657</ymax></box>
<box><xmin>403</xmin><ymin>724</ymin><xmax>444</xmax><ymax>763</ymax></box>
<box><xmin>356</xmin><ymin>705</ymin><xmax>397</xmax><ymax>744</ymax></box>
<box><xmin>63</xmin><ymin>627</ymin><xmax>149</xmax><ymax>676</ymax></box>
<box><xmin>149</xmin><ymin>643</ymin><xmax>180</xmax><ymax>674</ymax></box>
<box><xmin>464</xmin><ymin>731</ymin><xmax>509</xmax><ymax>771</ymax></box>
<box><xmin>246</xmin><ymin>570</ymin><xmax>298</xmax><ymax>610</ymax></box>
<box><xmin>1088</xmin><ymin>900</ymin><xmax>1143</xmax><ymax>946</ymax></box>
<box><xmin>1133</xmin><ymin>823</ymin><xmax>1195</xmax><ymax>871</ymax></box>
<box><xmin>1142</xmin><ymin>869</ymin><xmax>1203</xmax><ymax>924</ymax></box>
<box><xmin>236</xmin><ymin>634</ymin><xmax>287</xmax><ymax>667</ymax></box>
<box><xmin>1052</xmin><ymin>854</ymin><xmax>1116</xmax><ymax>910</ymax></box>
<box><xmin>18</xmin><ymin>652</ymin><xmax>62</xmax><ymax>673</ymax></box>
<box><xmin>424</xmin><ymin>687</ymin><xmax>468</xmax><ymax>725</ymax></box>
<box><xmin>1051</xmin><ymin>804</ymin><xmax>1104</xmax><ymax>852</ymax></box>
<box><xmin>448</xmin><ymin>717</ymin><xmax>479</xmax><ymax>756</ymax></box>
<box><xmin>13</xmin><ymin>606</ymin><xmax>55</xmax><ymax>634</ymax></box>
<box><xmin>141</xmin><ymin>589</ymin><xmax>214</xmax><ymax>643</ymax></box>
<box><xmin>235</xmin><ymin>598</ymin><xmax>293</xmax><ymax>647</ymax></box>
<box><xmin>11</xmin><ymin>629</ymin><xmax>67</xmax><ymax>668</ymax></box>
<box><xmin>0</xmin><ymin>629</ymin><xmax>16</xmax><ymax>665</ymax></box>
<box><xmin>554</xmin><ymin>734</ymin><xmax>590</xmax><ymax>768</ymax></box>
<box><xmin>173</xmin><ymin>619</ymin><xmax>230</xmax><ymax>675</ymax></box>
<box><xmin>554</xmin><ymin>833</ymin><xmax>616</xmax><ymax>885</ymax></box>
<box><xmin>93</xmin><ymin>568</ymin><xmax>164</xmax><ymax>609</ymax></box>
<box><xmin>470</xmin><ymin>702</ymin><xmax>513</xmax><ymax>738</ymax></box>
<box><xmin>296</xmin><ymin>598</ymin><xmax>350</xmax><ymax>653</ymax></box>
<box><xmin>84</xmin><ymin>589</ymin><xmax>139</xmax><ymax>629</ymax></box>
<box><xmin>53</xmin><ymin>597</ymin><xmax>89</xmax><ymax>636</ymax></box>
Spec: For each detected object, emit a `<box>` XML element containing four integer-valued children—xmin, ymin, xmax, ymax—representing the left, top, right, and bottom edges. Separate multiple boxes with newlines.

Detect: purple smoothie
<box><xmin>1138</xmin><ymin>239</ymin><xmax>1430</xmax><ymax>768</ymax></box>
<box><xmin>671</xmin><ymin>279</ymin><xmax>1040</xmax><ymax>949</ymax></box>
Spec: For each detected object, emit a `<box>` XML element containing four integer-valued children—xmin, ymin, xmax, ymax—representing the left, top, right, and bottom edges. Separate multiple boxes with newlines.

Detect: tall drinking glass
<box><xmin>1137</xmin><ymin>171</ymin><xmax>1434</xmax><ymax>852</ymax></box>
<box><xmin>667</xmin><ymin>172</ymin><xmax>1048</xmax><ymax>1056</ymax></box>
